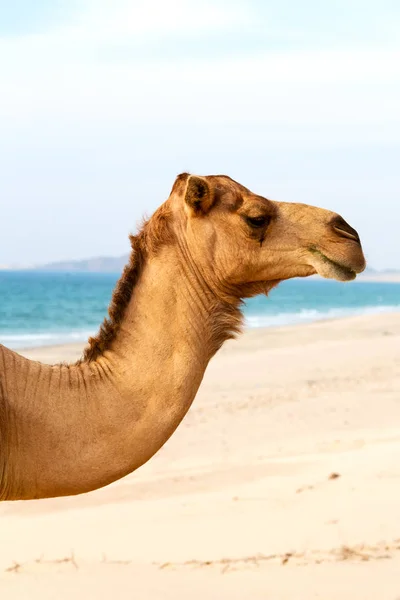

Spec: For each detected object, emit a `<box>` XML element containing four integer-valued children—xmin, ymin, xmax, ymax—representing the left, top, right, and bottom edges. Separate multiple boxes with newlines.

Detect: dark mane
<box><xmin>81</xmin><ymin>202</ymin><xmax>173</xmax><ymax>362</ymax></box>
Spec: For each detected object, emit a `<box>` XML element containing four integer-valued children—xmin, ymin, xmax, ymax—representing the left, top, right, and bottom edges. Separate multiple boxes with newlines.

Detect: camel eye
<box><xmin>245</xmin><ymin>215</ymin><xmax>270</xmax><ymax>229</ymax></box>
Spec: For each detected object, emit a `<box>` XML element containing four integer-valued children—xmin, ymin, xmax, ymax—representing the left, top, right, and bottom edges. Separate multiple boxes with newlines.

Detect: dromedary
<box><xmin>0</xmin><ymin>174</ymin><xmax>365</xmax><ymax>501</ymax></box>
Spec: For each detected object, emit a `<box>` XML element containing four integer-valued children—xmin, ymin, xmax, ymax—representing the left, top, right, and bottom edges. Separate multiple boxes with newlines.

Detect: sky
<box><xmin>0</xmin><ymin>0</ymin><xmax>399</xmax><ymax>269</ymax></box>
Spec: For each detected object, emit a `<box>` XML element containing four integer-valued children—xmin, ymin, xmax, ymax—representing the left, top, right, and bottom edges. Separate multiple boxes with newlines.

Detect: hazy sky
<box><xmin>1</xmin><ymin>0</ymin><xmax>399</xmax><ymax>269</ymax></box>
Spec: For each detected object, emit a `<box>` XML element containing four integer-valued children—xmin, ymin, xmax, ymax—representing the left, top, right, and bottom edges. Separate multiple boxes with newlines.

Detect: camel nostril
<box><xmin>331</xmin><ymin>216</ymin><xmax>360</xmax><ymax>244</ymax></box>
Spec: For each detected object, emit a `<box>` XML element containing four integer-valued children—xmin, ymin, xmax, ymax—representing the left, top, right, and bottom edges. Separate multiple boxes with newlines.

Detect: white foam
<box><xmin>2</xmin><ymin>305</ymin><xmax>399</xmax><ymax>350</ymax></box>
<box><xmin>1</xmin><ymin>330</ymin><xmax>94</xmax><ymax>349</ymax></box>
<box><xmin>245</xmin><ymin>304</ymin><xmax>400</xmax><ymax>329</ymax></box>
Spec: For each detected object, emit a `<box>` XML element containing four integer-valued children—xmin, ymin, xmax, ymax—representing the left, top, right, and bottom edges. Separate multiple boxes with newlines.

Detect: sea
<box><xmin>0</xmin><ymin>271</ymin><xmax>399</xmax><ymax>350</ymax></box>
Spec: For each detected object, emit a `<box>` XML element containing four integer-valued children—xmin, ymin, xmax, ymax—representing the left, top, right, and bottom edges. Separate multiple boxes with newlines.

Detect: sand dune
<box><xmin>1</xmin><ymin>313</ymin><xmax>400</xmax><ymax>599</ymax></box>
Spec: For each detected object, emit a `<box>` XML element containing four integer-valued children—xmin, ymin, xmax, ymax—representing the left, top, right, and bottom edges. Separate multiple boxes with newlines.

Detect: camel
<box><xmin>0</xmin><ymin>173</ymin><xmax>365</xmax><ymax>501</ymax></box>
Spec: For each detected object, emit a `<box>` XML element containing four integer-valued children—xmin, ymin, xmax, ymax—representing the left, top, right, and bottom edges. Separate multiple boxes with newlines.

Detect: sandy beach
<box><xmin>1</xmin><ymin>312</ymin><xmax>400</xmax><ymax>599</ymax></box>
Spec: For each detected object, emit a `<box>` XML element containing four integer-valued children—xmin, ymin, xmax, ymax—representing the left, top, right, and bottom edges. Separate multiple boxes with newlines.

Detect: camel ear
<box><xmin>184</xmin><ymin>176</ymin><xmax>214</xmax><ymax>216</ymax></box>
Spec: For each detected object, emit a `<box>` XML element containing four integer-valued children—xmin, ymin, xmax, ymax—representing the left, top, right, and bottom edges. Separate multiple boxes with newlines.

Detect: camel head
<box><xmin>171</xmin><ymin>173</ymin><xmax>366</xmax><ymax>299</ymax></box>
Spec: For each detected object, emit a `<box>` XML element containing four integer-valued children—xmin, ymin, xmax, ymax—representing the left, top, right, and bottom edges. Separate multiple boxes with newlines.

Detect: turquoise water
<box><xmin>0</xmin><ymin>271</ymin><xmax>399</xmax><ymax>349</ymax></box>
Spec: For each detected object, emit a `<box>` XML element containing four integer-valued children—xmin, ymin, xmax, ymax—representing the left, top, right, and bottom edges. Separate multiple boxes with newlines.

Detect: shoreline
<box><xmin>16</xmin><ymin>310</ymin><xmax>400</xmax><ymax>364</ymax></box>
<box><xmin>2</xmin><ymin>277</ymin><xmax>399</xmax><ymax>355</ymax></box>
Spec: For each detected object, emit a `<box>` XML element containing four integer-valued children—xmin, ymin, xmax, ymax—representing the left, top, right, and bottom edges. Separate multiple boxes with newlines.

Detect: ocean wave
<box><xmin>244</xmin><ymin>304</ymin><xmax>400</xmax><ymax>329</ymax></box>
<box><xmin>0</xmin><ymin>330</ymin><xmax>94</xmax><ymax>349</ymax></box>
<box><xmin>1</xmin><ymin>305</ymin><xmax>399</xmax><ymax>349</ymax></box>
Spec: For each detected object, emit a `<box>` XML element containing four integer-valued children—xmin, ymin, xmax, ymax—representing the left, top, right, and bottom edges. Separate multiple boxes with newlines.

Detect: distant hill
<box><xmin>357</xmin><ymin>269</ymin><xmax>400</xmax><ymax>282</ymax></box>
<box><xmin>32</xmin><ymin>256</ymin><xmax>400</xmax><ymax>280</ymax></box>
<box><xmin>36</xmin><ymin>255</ymin><xmax>129</xmax><ymax>273</ymax></box>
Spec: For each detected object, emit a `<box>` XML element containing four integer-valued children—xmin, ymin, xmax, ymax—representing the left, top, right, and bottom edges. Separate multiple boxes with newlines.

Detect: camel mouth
<box><xmin>309</xmin><ymin>249</ymin><xmax>358</xmax><ymax>282</ymax></box>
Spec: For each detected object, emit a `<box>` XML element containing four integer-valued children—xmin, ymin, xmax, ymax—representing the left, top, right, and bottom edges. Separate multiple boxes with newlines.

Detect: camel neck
<box><xmin>2</xmin><ymin>244</ymin><xmax>241</xmax><ymax>500</ymax></box>
<box><xmin>112</xmin><ymin>236</ymin><xmax>241</xmax><ymax>352</ymax></box>
<box><xmin>109</xmin><ymin>245</ymin><xmax>215</xmax><ymax>370</ymax></box>
<box><xmin>81</xmin><ymin>244</ymin><xmax>241</xmax><ymax>495</ymax></box>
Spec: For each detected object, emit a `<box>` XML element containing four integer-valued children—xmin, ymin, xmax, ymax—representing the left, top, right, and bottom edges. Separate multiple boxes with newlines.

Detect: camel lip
<box><xmin>309</xmin><ymin>248</ymin><xmax>358</xmax><ymax>280</ymax></box>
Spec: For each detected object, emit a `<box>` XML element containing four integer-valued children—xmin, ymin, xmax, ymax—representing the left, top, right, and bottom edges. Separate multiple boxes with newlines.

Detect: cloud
<box><xmin>78</xmin><ymin>0</ymin><xmax>252</xmax><ymax>38</ymax></box>
<box><xmin>0</xmin><ymin>0</ymin><xmax>399</xmax><ymax>267</ymax></box>
<box><xmin>1</xmin><ymin>0</ymin><xmax>399</xmax><ymax>123</ymax></box>
<box><xmin>1</xmin><ymin>34</ymin><xmax>399</xmax><ymax>149</ymax></box>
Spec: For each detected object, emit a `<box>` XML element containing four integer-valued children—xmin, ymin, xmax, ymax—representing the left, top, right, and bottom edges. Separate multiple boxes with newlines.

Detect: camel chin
<box><xmin>309</xmin><ymin>250</ymin><xmax>357</xmax><ymax>282</ymax></box>
<box><xmin>320</xmin><ymin>262</ymin><xmax>357</xmax><ymax>282</ymax></box>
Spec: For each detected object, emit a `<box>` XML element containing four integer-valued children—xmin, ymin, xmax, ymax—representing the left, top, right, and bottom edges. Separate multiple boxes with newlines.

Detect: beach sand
<box><xmin>1</xmin><ymin>313</ymin><xmax>400</xmax><ymax>599</ymax></box>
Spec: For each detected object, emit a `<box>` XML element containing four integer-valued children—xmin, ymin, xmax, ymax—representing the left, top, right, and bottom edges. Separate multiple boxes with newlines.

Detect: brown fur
<box><xmin>82</xmin><ymin>202</ymin><xmax>174</xmax><ymax>362</ymax></box>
